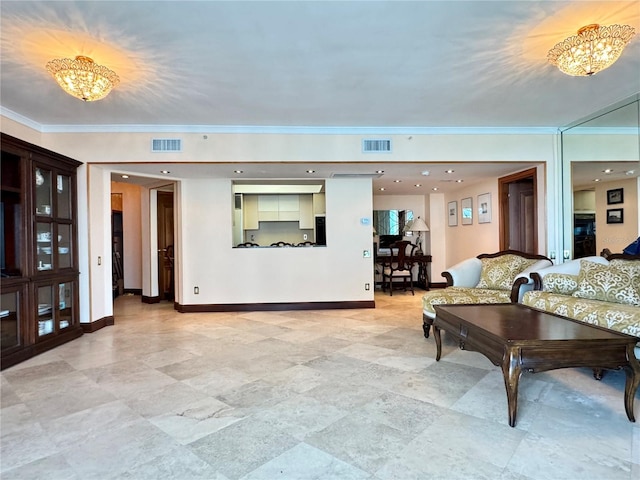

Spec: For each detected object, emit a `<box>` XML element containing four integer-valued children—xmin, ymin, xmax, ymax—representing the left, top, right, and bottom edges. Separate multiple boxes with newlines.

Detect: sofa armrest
<box><xmin>512</xmin><ymin>258</ymin><xmax>554</xmax><ymax>302</ymax></box>
<box><xmin>442</xmin><ymin>257</ymin><xmax>482</xmax><ymax>287</ymax></box>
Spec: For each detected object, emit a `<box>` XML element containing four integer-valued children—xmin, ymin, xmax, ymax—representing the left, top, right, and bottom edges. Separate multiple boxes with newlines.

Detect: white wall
<box><xmin>444</xmin><ymin>178</ymin><xmax>501</xmax><ymax>267</ymax></box>
<box><xmin>2</xmin><ymin>118</ymin><xmax>566</xmax><ymax>324</ymax></box>
<box><xmin>87</xmin><ymin>166</ymin><xmax>113</xmax><ymax>323</ymax></box>
<box><xmin>179</xmin><ymin>177</ymin><xmax>374</xmax><ymax>305</ymax></box>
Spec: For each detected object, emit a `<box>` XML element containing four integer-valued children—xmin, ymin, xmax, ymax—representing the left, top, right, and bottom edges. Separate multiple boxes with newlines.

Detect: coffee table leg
<box><xmin>501</xmin><ymin>347</ymin><xmax>522</xmax><ymax>427</ymax></box>
<box><xmin>623</xmin><ymin>346</ymin><xmax>640</xmax><ymax>422</ymax></box>
<box><xmin>433</xmin><ymin>324</ymin><xmax>442</xmax><ymax>361</ymax></box>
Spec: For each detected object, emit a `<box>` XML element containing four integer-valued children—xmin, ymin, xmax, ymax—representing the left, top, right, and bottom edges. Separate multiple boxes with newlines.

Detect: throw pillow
<box><xmin>542</xmin><ymin>273</ymin><xmax>578</xmax><ymax>295</ymax></box>
<box><xmin>573</xmin><ymin>259</ymin><xmax>640</xmax><ymax>306</ymax></box>
<box><xmin>476</xmin><ymin>254</ymin><xmax>533</xmax><ymax>291</ymax></box>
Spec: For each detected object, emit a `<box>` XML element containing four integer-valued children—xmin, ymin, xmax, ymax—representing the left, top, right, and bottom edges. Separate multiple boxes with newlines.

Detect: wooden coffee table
<box><xmin>432</xmin><ymin>303</ymin><xmax>640</xmax><ymax>427</ymax></box>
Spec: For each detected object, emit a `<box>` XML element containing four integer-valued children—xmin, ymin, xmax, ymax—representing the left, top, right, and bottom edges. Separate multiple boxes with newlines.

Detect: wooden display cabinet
<box><xmin>1</xmin><ymin>133</ymin><xmax>82</xmax><ymax>369</ymax></box>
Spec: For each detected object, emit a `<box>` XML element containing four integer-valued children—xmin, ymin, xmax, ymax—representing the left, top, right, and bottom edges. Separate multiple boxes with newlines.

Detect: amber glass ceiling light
<box><xmin>548</xmin><ymin>24</ymin><xmax>635</xmax><ymax>76</ymax></box>
<box><xmin>46</xmin><ymin>56</ymin><xmax>120</xmax><ymax>101</ymax></box>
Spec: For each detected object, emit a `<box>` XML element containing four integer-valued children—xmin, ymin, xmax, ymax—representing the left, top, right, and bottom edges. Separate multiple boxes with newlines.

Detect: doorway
<box><xmin>498</xmin><ymin>168</ymin><xmax>537</xmax><ymax>253</ymax></box>
<box><xmin>157</xmin><ymin>190</ymin><xmax>174</xmax><ymax>301</ymax></box>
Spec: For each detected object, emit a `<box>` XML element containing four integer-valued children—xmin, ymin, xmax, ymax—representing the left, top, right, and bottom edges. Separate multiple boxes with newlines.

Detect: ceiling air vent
<box><xmin>362</xmin><ymin>139</ymin><xmax>391</xmax><ymax>153</ymax></box>
<box><xmin>151</xmin><ymin>138</ymin><xmax>182</xmax><ymax>152</ymax></box>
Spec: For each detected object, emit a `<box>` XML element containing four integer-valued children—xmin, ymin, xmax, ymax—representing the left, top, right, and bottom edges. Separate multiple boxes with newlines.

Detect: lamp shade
<box><xmin>410</xmin><ymin>217</ymin><xmax>429</xmax><ymax>232</ymax></box>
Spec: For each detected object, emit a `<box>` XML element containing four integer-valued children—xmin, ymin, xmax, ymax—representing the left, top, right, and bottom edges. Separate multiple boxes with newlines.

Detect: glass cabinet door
<box><xmin>1</xmin><ymin>290</ymin><xmax>20</xmax><ymax>349</ymax></box>
<box><xmin>58</xmin><ymin>282</ymin><xmax>73</xmax><ymax>329</ymax></box>
<box><xmin>35</xmin><ymin>167</ymin><xmax>52</xmax><ymax>217</ymax></box>
<box><xmin>57</xmin><ymin>174</ymin><xmax>72</xmax><ymax>219</ymax></box>
<box><xmin>36</xmin><ymin>223</ymin><xmax>53</xmax><ymax>271</ymax></box>
<box><xmin>57</xmin><ymin>224</ymin><xmax>72</xmax><ymax>269</ymax></box>
<box><xmin>37</xmin><ymin>285</ymin><xmax>54</xmax><ymax>337</ymax></box>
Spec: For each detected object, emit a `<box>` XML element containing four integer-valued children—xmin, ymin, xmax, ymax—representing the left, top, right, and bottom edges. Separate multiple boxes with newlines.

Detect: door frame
<box><xmin>498</xmin><ymin>167</ymin><xmax>538</xmax><ymax>253</ymax></box>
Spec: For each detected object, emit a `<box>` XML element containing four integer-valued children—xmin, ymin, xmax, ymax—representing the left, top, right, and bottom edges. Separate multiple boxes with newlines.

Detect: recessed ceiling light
<box><xmin>160</xmin><ymin>170</ymin><xmax>170</xmax><ymax>174</ymax></box>
<box><xmin>625</xmin><ymin>170</ymin><xmax>635</xmax><ymax>175</ymax></box>
<box><xmin>379</xmin><ymin>187</ymin><xmax>385</xmax><ymax>191</ymax></box>
<box><xmin>121</xmin><ymin>174</ymin><xmax>129</xmax><ymax>179</ymax></box>
<box><xmin>234</xmin><ymin>170</ymin><xmax>243</xmax><ymax>174</ymax></box>
<box><xmin>432</xmin><ymin>187</ymin><xmax>439</xmax><ymax>191</ymax></box>
<box><xmin>445</xmin><ymin>169</ymin><xmax>455</xmax><ymax>174</ymax></box>
<box><xmin>394</xmin><ymin>180</ymin><xmax>402</xmax><ymax>183</ymax></box>
<box><xmin>414</xmin><ymin>184</ymin><xmax>422</xmax><ymax>187</ymax></box>
<box><xmin>456</xmin><ymin>179</ymin><xmax>464</xmax><ymax>183</ymax></box>
<box><xmin>602</xmin><ymin>169</ymin><xmax>613</xmax><ymax>174</ymax></box>
<box><xmin>306</xmin><ymin>170</ymin><xmax>315</xmax><ymax>174</ymax></box>
<box><xmin>594</xmin><ymin>178</ymin><xmax>601</xmax><ymax>182</ymax></box>
<box><xmin>376</xmin><ymin>170</ymin><xmax>384</xmax><ymax>174</ymax></box>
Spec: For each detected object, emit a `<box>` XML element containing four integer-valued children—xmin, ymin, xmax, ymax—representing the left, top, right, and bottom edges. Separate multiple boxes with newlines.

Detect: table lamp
<box><xmin>410</xmin><ymin>216</ymin><xmax>429</xmax><ymax>252</ymax></box>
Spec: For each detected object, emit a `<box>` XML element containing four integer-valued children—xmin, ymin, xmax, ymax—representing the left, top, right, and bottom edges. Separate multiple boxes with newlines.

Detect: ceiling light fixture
<box><xmin>46</xmin><ymin>56</ymin><xmax>120</xmax><ymax>101</ymax></box>
<box><xmin>306</xmin><ymin>170</ymin><xmax>315</xmax><ymax>174</ymax></box>
<box><xmin>234</xmin><ymin>170</ymin><xmax>243</xmax><ymax>174</ymax></box>
<box><xmin>547</xmin><ymin>24</ymin><xmax>636</xmax><ymax>76</ymax></box>
<box><xmin>121</xmin><ymin>175</ymin><xmax>129</xmax><ymax>179</ymax></box>
<box><xmin>445</xmin><ymin>169</ymin><xmax>455</xmax><ymax>174</ymax></box>
<box><xmin>160</xmin><ymin>170</ymin><xmax>170</xmax><ymax>174</ymax></box>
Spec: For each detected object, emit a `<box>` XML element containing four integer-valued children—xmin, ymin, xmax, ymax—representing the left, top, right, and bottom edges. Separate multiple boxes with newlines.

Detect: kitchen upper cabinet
<box><xmin>243</xmin><ymin>194</ymin><xmax>259</xmax><ymax>230</ymax></box>
<box><xmin>299</xmin><ymin>195</ymin><xmax>314</xmax><ymax>229</ymax></box>
<box><xmin>313</xmin><ymin>193</ymin><xmax>326</xmax><ymax>215</ymax></box>
<box><xmin>257</xmin><ymin>194</ymin><xmax>300</xmax><ymax>221</ymax></box>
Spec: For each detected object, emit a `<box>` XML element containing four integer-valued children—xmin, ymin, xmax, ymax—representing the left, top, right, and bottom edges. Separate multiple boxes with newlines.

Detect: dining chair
<box><xmin>270</xmin><ymin>241</ymin><xmax>293</xmax><ymax>247</ymax></box>
<box><xmin>381</xmin><ymin>240</ymin><xmax>418</xmax><ymax>296</ymax></box>
<box><xmin>296</xmin><ymin>241</ymin><xmax>316</xmax><ymax>247</ymax></box>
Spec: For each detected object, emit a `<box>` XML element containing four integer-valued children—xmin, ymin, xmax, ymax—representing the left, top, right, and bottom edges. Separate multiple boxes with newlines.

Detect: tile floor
<box><xmin>1</xmin><ymin>292</ymin><xmax>639</xmax><ymax>479</ymax></box>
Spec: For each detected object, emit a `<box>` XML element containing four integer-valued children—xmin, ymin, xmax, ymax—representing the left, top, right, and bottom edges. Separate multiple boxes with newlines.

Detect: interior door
<box><xmin>499</xmin><ymin>168</ymin><xmax>537</xmax><ymax>253</ymax></box>
<box><xmin>157</xmin><ymin>191</ymin><xmax>174</xmax><ymax>301</ymax></box>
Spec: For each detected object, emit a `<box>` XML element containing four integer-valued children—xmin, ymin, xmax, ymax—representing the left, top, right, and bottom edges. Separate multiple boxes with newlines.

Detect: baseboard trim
<box><xmin>81</xmin><ymin>316</ymin><xmax>114</xmax><ymax>333</ymax></box>
<box><xmin>142</xmin><ymin>295</ymin><xmax>161</xmax><ymax>304</ymax></box>
<box><xmin>429</xmin><ymin>282</ymin><xmax>447</xmax><ymax>289</ymax></box>
<box><xmin>176</xmin><ymin>300</ymin><xmax>375</xmax><ymax>313</ymax></box>
<box><xmin>124</xmin><ymin>288</ymin><xmax>142</xmax><ymax>295</ymax></box>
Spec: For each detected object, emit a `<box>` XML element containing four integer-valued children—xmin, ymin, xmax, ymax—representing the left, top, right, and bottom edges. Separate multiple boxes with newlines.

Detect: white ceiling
<box><xmin>1</xmin><ymin>1</ymin><xmax>639</xmax><ymax>193</ymax></box>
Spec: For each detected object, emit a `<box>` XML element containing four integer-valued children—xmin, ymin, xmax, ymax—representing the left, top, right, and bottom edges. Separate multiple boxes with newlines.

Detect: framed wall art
<box><xmin>477</xmin><ymin>193</ymin><xmax>491</xmax><ymax>224</ymax></box>
<box><xmin>448</xmin><ymin>201</ymin><xmax>458</xmax><ymax>226</ymax></box>
<box><xmin>461</xmin><ymin>197</ymin><xmax>473</xmax><ymax>225</ymax></box>
<box><xmin>606</xmin><ymin>208</ymin><xmax>623</xmax><ymax>224</ymax></box>
<box><xmin>607</xmin><ymin>188</ymin><xmax>623</xmax><ymax>205</ymax></box>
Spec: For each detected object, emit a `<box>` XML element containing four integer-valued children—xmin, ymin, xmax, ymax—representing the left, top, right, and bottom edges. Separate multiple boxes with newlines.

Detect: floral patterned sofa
<box><xmin>422</xmin><ymin>250</ymin><xmax>552</xmax><ymax>338</ymax></box>
<box><xmin>522</xmin><ymin>254</ymin><xmax>640</xmax><ymax>356</ymax></box>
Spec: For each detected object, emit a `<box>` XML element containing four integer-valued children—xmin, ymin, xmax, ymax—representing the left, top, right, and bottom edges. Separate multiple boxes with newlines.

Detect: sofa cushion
<box><xmin>523</xmin><ymin>291</ymin><xmax>640</xmax><ymax>337</ymax></box>
<box><xmin>542</xmin><ymin>273</ymin><xmax>578</xmax><ymax>295</ymax></box>
<box><xmin>422</xmin><ymin>287</ymin><xmax>511</xmax><ymax>317</ymax></box>
<box><xmin>573</xmin><ymin>259</ymin><xmax>640</xmax><ymax>306</ymax></box>
<box><xmin>476</xmin><ymin>255</ymin><xmax>536</xmax><ymax>291</ymax></box>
